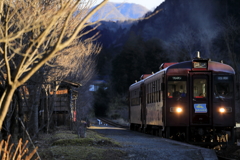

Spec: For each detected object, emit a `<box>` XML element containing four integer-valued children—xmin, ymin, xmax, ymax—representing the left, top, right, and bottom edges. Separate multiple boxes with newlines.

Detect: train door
<box><xmin>140</xmin><ymin>83</ymin><xmax>147</xmax><ymax>129</ymax></box>
<box><xmin>189</xmin><ymin>73</ymin><xmax>212</xmax><ymax>125</ymax></box>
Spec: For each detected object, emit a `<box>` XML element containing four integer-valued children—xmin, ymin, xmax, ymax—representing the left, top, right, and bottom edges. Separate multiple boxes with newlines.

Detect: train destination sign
<box><xmin>193</xmin><ymin>61</ymin><xmax>207</xmax><ymax>68</ymax></box>
<box><xmin>216</xmin><ymin>76</ymin><xmax>231</xmax><ymax>81</ymax></box>
<box><xmin>194</xmin><ymin>104</ymin><xmax>207</xmax><ymax>113</ymax></box>
<box><xmin>168</xmin><ymin>76</ymin><xmax>187</xmax><ymax>81</ymax></box>
<box><xmin>214</xmin><ymin>75</ymin><xmax>233</xmax><ymax>81</ymax></box>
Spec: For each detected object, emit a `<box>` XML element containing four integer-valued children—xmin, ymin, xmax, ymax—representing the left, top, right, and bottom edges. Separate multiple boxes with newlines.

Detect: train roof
<box><xmin>165</xmin><ymin>60</ymin><xmax>235</xmax><ymax>74</ymax></box>
<box><xmin>130</xmin><ymin>54</ymin><xmax>235</xmax><ymax>89</ymax></box>
<box><xmin>129</xmin><ymin>79</ymin><xmax>144</xmax><ymax>89</ymax></box>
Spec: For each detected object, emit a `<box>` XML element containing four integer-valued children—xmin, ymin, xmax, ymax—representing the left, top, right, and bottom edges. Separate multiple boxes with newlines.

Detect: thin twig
<box><xmin>17</xmin><ymin>117</ymin><xmax>41</xmax><ymax>160</ymax></box>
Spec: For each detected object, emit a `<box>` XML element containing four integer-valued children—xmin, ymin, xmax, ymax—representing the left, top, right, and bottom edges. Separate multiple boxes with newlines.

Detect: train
<box><xmin>129</xmin><ymin>52</ymin><xmax>235</xmax><ymax>144</ymax></box>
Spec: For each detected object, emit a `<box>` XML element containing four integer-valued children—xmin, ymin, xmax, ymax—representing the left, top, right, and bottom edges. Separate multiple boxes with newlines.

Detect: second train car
<box><xmin>129</xmin><ymin>53</ymin><xmax>235</xmax><ymax>144</ymax></box>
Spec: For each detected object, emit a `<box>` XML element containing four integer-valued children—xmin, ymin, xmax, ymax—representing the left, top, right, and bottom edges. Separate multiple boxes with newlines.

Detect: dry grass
<box><xmin>37</xmin><ymin>126</ymin><xmax>126</xmax><ymax>160</ymax></box>
<box><xmin>0</xmin><ymin>135</ymin><xmax>39</xmax><ymax>160</ymax></box>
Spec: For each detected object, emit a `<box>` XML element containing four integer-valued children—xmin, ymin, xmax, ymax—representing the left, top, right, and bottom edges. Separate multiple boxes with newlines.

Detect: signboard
<box><xmin>194</xmin><ymin>104</ymin><xmax>207</xmax><ymax>113</ymax></box>
<box><xmin>214</xmin><ymin>76</ymin><xmax>232</xmax><ymax>81</ymax></box>
<box><xmin>168</xmin><ymin>76</ymin><xmax>187</xmax><ymax>81</ymax></box>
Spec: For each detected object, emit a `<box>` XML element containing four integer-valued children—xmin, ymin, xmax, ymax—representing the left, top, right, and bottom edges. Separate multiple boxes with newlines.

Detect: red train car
<box><xmin>129</xmin><ymin>53</ymin><xmax>235</xmax><ymax>144</ymax></box>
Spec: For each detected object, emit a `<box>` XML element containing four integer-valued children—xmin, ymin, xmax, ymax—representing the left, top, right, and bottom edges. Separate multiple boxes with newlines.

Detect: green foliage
<box><xmin>52</xmin><ymin>138</ymin><xmax>93</xmax><ymax>146</ymax></box>
<box><xmin>93</xmin><ymin>84</ymin><xmax>110</xmax><ymax>117</ymax></box>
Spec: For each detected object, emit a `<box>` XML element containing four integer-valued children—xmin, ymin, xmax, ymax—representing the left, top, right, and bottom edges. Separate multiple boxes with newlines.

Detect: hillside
<box><xmin>94</xmin><ymin>0</ymin><xmax>240</xmax><ymax>96</ymax></box>
<box><xmin>95</xmin><ymin>0</ymin><xmax>240</xmax><ymax>58</ymax></box>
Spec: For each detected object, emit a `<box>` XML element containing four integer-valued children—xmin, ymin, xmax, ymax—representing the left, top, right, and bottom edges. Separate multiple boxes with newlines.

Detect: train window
<box><xmin>167</xmin><ymin>76</ymin><xmax>187</xmax><ymax>98</ymax></box>
<box><xmin>130</xmin><ymin>89</ymin><xmax>140</xmax><ymax>106</ymax></box>
<box><xmin>147</xmin><ymin>93</ymin><xmax>149</xmax><ymax>103</ymax></box>
<box><xmin>151</xmin><ymin>92</ymin><xmax>153</xmax><ymax>103</ymax></box>
<box><xmin>146</xmin><ymin>80</ymin><xmax>162</xmax><ymax>103</ymax></box>
<box><xmin>193</xmin><ymin>79</ymin><xmax>207</xmax><ymax>98</ymax></box>
<box><xmin>152</xmin><ymin>82</ymin><xmax>154</xmax><ymax>102</ymax></box>
<box><xmin>214</xmin><ymin>75</ymin><xmax>233</xmax><ymax>99</ymax></box>
<box><xmin>158</xmin><ymin>92</ymin><xmax>160</xmax><ymax>102</ymax></box>
<box><xmin>150</xmin><ymin>83</ymin><xmax>152</xmax><ymax>103</ymax></box>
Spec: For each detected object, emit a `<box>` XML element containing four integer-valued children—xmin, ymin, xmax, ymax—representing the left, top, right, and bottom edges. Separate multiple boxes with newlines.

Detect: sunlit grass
<box><xmin>38</xmin><ymin>128</ymin><xmax>125</xmax><ymax>160</ymax></box>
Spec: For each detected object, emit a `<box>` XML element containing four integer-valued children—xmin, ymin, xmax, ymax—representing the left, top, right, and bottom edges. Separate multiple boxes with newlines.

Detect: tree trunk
<box><xmin>32</xmin><ymin>84</ymin><xmax>41</xmax><ymax>135</ymax></box>
<box><xmin>16</xmin><ymin>88</ymin><xmax>24</xmax><ymax>139</ymax></box>
<box><xmin>10</xmin><ymin>94</ymin><xmax>19</xmax><ymax>143</ymax></box>
<box><xmin>0</xmin><ymin>85</ymin><xmax>17</xmax><ymax>130</ymax></box>
<box><xmin>46</xmin><ymin>91</ymin><xmax>50</xmax><ymax>134</ymax></box>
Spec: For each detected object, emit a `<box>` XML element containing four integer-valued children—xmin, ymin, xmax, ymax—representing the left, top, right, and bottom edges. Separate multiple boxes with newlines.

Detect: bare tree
<box><xmin>220</xmin><ymin>16</ymin><xmax>240</xmax><ymax>123</ymax></box>
<box><xmin>0</xmin><ymin>0</ymin><xmax>108</xmax><ymax>130</ymax></box>
<box><xmin>167</xmin><ymin>25</ymin><xmax>198</xmax><ymax>61</ymax></box>
<box><xmin>41</xmin><ymin>39</ymin><xmax>100</xmax><ymax>134</ymax></box>
<box><xmin>167</xmin><ymin>24</ymin><xmax>220</xmax><ymax>61</ymax></box>
<box><xmin>48</xmin><ymin>39</ymin><xmax>100</xmax><ymax>84</ymax></box>
<box><xmin>62</xmin><ymin>40</ymin><xmax>100</xmax><ymax>137</ymax></box>
<box><xmin>221</xmin><ymin>17</ymin><xmax>240</xmax><ymax>81</ymax></box>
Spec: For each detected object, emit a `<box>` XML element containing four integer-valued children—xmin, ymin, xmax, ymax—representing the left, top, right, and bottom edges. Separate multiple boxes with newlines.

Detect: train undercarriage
<box><xmin>130</xmin><ymin>123</ymin><xmax>235</xmax><ymax>147</ymax></box>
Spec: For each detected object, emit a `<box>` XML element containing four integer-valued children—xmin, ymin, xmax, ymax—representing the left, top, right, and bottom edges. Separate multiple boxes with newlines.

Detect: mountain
<box><xmin>129</xmin><ymin>0</ymin><xmax>222</xmax><ymax>42</ymax></box>
<box><xmin>94</xmin><ymin>0</ymin><xmax>240</xmax><ymax>83</ymax></box>
<box><xmin>95</xmin><ymin>0</ymin><xmax>240</xmax><ymax>56</ymax></box>
<box><xmin>90</xmin><ymin>2</ymin><xmax>149</xmax><ymax>22</ymax></box>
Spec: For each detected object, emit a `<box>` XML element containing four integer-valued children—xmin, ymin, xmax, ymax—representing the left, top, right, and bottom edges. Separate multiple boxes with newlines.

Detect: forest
<box><xmin>94</xmin><ymin>0</ymin><xmax>240</xmax><ymax>121</ymax></box>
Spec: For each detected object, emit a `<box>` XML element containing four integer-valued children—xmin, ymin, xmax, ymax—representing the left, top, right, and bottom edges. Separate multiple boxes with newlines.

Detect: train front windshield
<box><xmin>214</xmin><ymin>75</ymin><xmax>234</xmax><ymax>99</ymax></box>
<box><xmin>167</xmin><ymin>76</ymin><xmax>187</xmax><ymax>98</ymax></box>
<box><xmin>193</xmin><ymin>79</ymin><xmax>207</xmax><ymax>98</ymax></box>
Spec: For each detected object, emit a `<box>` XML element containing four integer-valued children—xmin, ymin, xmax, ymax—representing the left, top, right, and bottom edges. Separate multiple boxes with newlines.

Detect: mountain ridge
<box><xmin>90</xmin><ymin>2</ymin><xmax>149</xmax><ymax>22</ymax></box>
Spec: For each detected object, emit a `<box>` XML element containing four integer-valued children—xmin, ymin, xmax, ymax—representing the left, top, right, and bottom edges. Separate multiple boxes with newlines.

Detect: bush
<box><xmin>93</xmin><ymin>84</ymin><xmax>109</xmax><ymax>117</ymax></box>
<box><xmin>111</xmin><ymin>114</ymin><xmax>121</xmax><ymax>119</ymax></box>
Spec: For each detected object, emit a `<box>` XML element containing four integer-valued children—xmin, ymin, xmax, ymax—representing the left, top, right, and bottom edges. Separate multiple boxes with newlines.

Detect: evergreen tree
<box><xmin>93</xmin><ymin>84</ymin><xmax>109</xmax><ymax>117</ymax></box>
<box><xmin>111</xmin><ymin>34</ymin><xmax>168</xmax><ymax>95</ymax></box>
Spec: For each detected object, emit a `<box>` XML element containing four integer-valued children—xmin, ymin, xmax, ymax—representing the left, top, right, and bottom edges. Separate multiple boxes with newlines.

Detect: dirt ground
<box><xmin>215</xmin><ymin>144</ymin><xmax>240</xmax><ymax>159</ymax></box>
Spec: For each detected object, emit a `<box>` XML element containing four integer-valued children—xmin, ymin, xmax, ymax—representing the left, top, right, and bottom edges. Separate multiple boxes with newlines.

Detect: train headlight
<box><xmin>219</xmin><ymin>107</ymin><xmax>232</xmax><ymax>113</ymax></box>
<box><xmin>170</xmin><ymin>107</ymin><xmax>183</xmax><ymax>113</ymax></box>
<box><xmin>219</xmin><ymin>107</ymin><xmax>225</xmax><ymax>113</ymax></box>
<box><xmin>176</xmin><ymin>107</ymin><xmax>182</xmax><ymax>113</ymax></box>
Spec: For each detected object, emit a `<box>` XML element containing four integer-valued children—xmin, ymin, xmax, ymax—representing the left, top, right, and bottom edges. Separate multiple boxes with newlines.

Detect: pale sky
<box><xmin>95</xmin><ymin>0</ymin><xmax>165</xmax><ymax>10</ymax></box>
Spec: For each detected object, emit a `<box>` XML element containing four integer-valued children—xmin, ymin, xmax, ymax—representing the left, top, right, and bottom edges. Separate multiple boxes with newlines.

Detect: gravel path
<box><xmin>89</xmin><ymin>125</ymin><xmax>218</xmax><ymax>160</ymax></box>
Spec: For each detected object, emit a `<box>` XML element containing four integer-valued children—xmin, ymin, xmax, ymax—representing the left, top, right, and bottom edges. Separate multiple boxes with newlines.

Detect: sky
<box><xmin>95</xmin><ymin>0</ymin><xmax>165</xmax><ymax>11</ymax></box>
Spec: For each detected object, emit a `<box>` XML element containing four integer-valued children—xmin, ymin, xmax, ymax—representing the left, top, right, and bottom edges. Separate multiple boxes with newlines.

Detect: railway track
<box><xmin>96</xmin><ymin>117</ymin><xmax>129</xmax><ymax>129</ymax></box>
<box><xmin>217</xmin><ymin>155</ymin><xmax>236</xmax><ymax>160</ymax></box>
<box><xmin>96</xmin><ymin>117</ymin><xmax>237</xmax><ymax>160</ymax></box>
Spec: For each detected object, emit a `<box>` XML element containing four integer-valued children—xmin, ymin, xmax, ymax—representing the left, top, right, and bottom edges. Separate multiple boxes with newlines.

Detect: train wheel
<box><xmin>150</xmin><ymin>128</ymin><xmax>154</xmax><ymax>135</ymax></box>
<box><xmin>186</xmin><ymin>127</ymin><xmax>189</xmax><ymax>142</ymax></box>
<box><xmin>130</xmin><ymin>123</ymin><xmax>134</xmax><ymax>130</ymax></box>
<box><xmin>142</xmin><ymin>126</ymin><xmax>147</xmax><ymax>133</ymax></box>
<box><xmin>133</xmin><ymin>124</ymin><xmax>137</xmax><ymax>131</ymax></box>
<box><xmin>230</xmin><ymin>127</ymin><xmax>235</xmax><ymax>144</ymax></box>
<box><xmin>154</xmin><ymin>129</ymin><xmax>159</xmax><ymax>136</ymax></box>
<box><xmin>158</xmin><ymin>129</ymin><xmax>162</xmax><ymax>137</ymax></box>
<box><xmin>165</xmin><ymin>127</ymin><xmax>170</xmax><ymax>138</ymax></box>
<box><xmin>137</xmin><ymin>125</ymin><xmax>141</xmax><ymax>132</ymax></box>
